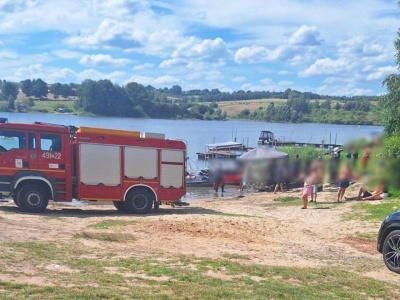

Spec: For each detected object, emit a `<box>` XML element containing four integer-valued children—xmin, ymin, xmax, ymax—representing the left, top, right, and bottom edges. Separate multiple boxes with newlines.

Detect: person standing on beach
<box><xmin>273</xmin><ymin>162</ymin><xmax>284</xmax><ymax>194</ymax></box>
<box><xmin>213</xmin><ymin>163</ymin><xmax>224</xmax><ymax>197</ymax></box>
<box><xmin>336</xmin><ymin>164</ymin><xmax>352</xmax><ymax>202</ymax></box>
<box><xmin>362</xmin><ymin>147</ymin><xmax>371</xmax><ymax>172</ymax></box>
<box><xmin>302</xmin><ymin>173</ymin><xmax>313</xmax><ymax>209</ymax></box>
<box><xmin>351</xmin><ymin>146</ymin><xmax>359</xmax><ymax>167</ymax></box>
<box><xmin>310</xmin><ymin>158</ymin><xmax>324</xmax><ymax>203</ymax></box>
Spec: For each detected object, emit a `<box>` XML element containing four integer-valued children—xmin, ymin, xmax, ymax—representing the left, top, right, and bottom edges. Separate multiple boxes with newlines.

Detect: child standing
<box><xmin>302</xmin><ymin>175</ymin><xmax>313</xmax><ymax>209</ymax></box>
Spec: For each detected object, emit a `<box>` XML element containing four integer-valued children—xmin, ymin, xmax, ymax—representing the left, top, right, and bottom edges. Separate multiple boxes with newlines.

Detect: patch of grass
<box><xmin>88</xmin><ymin>219</ymin><xmax>137</xmax><ymax>230</ymax></box>
<box><xmin>345</xmin><ymin>198</ymin><xmax>400</xmax><ymax>222</ymax></box>
<box><xmin>264</xmin><ymin>196</ymin><xmax>302</xmax><ymax>207</ymax></box>
<box><xmin>274</xmin><ymin>196</ymin><xmax>299</xmax><ymax>203</ymax></box>
<box><xmin>222</xmin><ymin>253</ymin><xmax>251</xmax><ymax>260</ymax></box>
<box><xmin>355</xmin><ymin>232</ymin><xmax>377</xmax><ymax>240</ymax></box>
<box><xmin>6</xmin><ymin>242</ymin><xmax>64</xmax><ymax>260</ymax></box>
<box><xmin>0</xmin><ymin>244</ymin><xmax>399</xmax><ymax>299</ymax></box>
<box><xmin>218</xmin><ymin>212</ymin><xmax>261</xmax><ymax>218</ymax></box>
<box><xmin>77</xmin><ymin>231</ymin><xmax>136</xmax><ymax>242</ymax></box>
<box><xmin>29</xmin><ymin>100</ymin><xmax>76</xmax><ymax>113</ymax></box>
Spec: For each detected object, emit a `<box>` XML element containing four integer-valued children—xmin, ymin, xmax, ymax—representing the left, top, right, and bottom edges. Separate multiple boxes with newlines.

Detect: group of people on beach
<box><xmin>298</xmin><ymin>146</ymin><xmax>388</xmax><ymax>209</ymax></box>
<box><xmin>210</xmin><ymin>139</ymin><xmax>390</xmax><ymax>208</ymax></box>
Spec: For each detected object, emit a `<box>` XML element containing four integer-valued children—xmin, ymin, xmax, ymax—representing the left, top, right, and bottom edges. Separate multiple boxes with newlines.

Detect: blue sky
<box><xmin>0</xmin><ymin>0</ymin><xmax>399</xmax><ymax>96</ymax></box>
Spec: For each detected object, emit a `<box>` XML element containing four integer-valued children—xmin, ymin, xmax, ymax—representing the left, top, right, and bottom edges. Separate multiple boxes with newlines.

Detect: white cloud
<box><xmin>338</xmin><ymin>36</ymin><xmax>385</xmax><ymax>57</ymax></box>
<box><xmin>316</xmin><ymin>84</ymin><xmax>373</xmax><ymax>96</ymax></box>
<box><xmin>52</xmin><ymin>49</ymin><xmax>82</xmax><ymax>59</ymax></box>
<box><xmin>66</xmin><ymin>18</ymin><xmax>183</xmax><ymax>56</ymax></box>
<box><xmin>172</xmin><ymin>37</ymin><xmax>230</xmax><ymax>61</ymax></box>
<box><xmin>234</xmin><ymin>25</ymin><xmax>322</xmax><ymax>64</ymax></box>
<box><xmin>205</xmin><ymin>70</ymin><xmax>223</xmax><ymax>81</ymax></box>
<box><xmin>97</xmin><ymin>0</ymin><xmax>150</xmax><ymax>18</ymax></box>
<box><xmin>278</xmin><ymin>80</ymin><xmax>294</xmax><ymax>87</ymax></box>
<box><xmin>300</xmin><ymin>58</ymin><xmax>352</xmax><ymax>77</ymax></box>
<box><xmin>79</xmin><ymin>54</ymin><xmax>130</xmax><ymax>67</ymax></box>
<box><xmin>78</xmin><ymin>69</ymin><xmax>125</xmax><ymax>82</ymax></box>
<box><xmin>234</xmin><ymin>46</ymin><xmax>271</xmax><ymax>64</ymax></box>
<box><xmin>0</xmin><ymin>0</ymin><xmax>39</xmax><ymax>13</ymax></box>
<box><xmin>0</xmin><ymin>49</ymin><xmax>17</xmax><ymax>59</ymax></box>
<box><xmin>260</xmin><ymin>78</ymin><xmax>273</xmax><ymax>85</ymax></box>
<box><xmin>159</xmin><ymin>58</ymin><xmax>188</xmax><ymax>68</ymax></box>
<box><xmin>288</xmin><ymin>25</ymin><xmax>322</xmax><ymax>46</ymax></box>
<box><xmin>366</xmin><ymin>66</ymin><xmax>398</xmax><ymax>81</ymax></box>
<box><xmin>125</xmin><ymin>74</ymin><xmax>181</xmax><ymax>86</ymax></box>
<box><xmin>232</xmin><ymin>76</ymin><xmax>246</xmax><ymax>82</ymax></box>
<box><xmin>133</xmin><ymin>63</ymin><xmax>154</xmax><ymax>71</ymax></box>
<box><xmin>4</xmin><ymin>63</ymin><xmax>125</xmax><ymax>83</ymax></box>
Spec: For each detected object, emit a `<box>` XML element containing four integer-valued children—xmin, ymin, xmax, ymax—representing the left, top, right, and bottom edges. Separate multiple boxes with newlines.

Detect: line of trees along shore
<box><xmin>0</xmin><ymin>77</ymin><xmax>381</xmax><ymax>123</ymax></box>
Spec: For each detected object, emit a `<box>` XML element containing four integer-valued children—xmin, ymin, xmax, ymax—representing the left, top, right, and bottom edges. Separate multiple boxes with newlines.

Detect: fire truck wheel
<box><xmin>124</xmin><ymin>188</ymin><xmax>153</xmax><ymax>214</ymax></box>
<box><xmin>113</xmin><ymin>201</ymin><xmax>127</xmax><ymax>213</ymax></box>
<box><xmin>17</xmin><ymin>185</ymin><xmax>49</xmax><ymax>213</ymax></box>
<box><xmin>12</xmin><ymin>195</ymin><xmax>20</xmax><ymax>208</ymax></box>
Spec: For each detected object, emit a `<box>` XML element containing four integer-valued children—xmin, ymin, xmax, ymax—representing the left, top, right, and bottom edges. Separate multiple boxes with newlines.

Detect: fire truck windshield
<box><xmin>0</xmin><ymin>130</ymin><xmax>26</xmax><ymax>152</ymax></box>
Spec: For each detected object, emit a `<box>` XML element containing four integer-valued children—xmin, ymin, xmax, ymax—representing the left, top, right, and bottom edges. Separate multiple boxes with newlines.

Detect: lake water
<box><xmin>1</xmin><ymin>112</ymin><xmax>383</xmax><ymax>167</ymax></box>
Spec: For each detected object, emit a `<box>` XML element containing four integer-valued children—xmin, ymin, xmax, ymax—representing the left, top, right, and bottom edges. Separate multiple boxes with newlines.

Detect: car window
<box><xmin>40</xmin><ymin>134</ymin><xmax>62</xmax><ymax>151</ymax></box>
<box><xmin>0</xmin><ymin>130</ymin><xmax>26</xmax><ymax>151</ymax></box>
<box><xmin>28</xmin><ymin>133</ymin><xmax>36</xmax><ymax>150</ymax></box>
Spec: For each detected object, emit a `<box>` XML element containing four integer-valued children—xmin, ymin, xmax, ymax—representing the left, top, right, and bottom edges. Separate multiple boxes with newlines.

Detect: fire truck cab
<box><xmin>0</xmin><ymin>118</ymin><xmax>186</xmax><ymax>214</ymax></box>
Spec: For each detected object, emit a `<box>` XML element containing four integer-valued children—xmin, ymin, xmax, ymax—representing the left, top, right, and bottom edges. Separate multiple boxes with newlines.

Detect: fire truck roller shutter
<box><xmin>124</xmin><ymin>147</ymin><xmax>157</xmax><ymax>179</ymax></box>
<box><xmin>160</xmin><ymin>149</ymin><xmax>185</xmax><ymax>189</ymax></box>
<box><xmin>80</xmin><ymin>144</ymin><xmax>121</xmax><ymax>186</ymax></box>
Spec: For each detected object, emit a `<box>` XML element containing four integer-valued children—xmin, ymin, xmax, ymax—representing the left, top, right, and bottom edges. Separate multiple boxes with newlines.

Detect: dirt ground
<box><xmin>0</xmin><ymin>183</ymin><xmax>399</xmax><ymax>287</ymax></box>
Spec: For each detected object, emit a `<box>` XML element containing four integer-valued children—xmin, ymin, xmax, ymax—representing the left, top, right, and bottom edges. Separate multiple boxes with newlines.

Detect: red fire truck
<box><xmin>0</xmin><ymin>118</ymin><xmax>186</xmax><ymax>214</ymax></box>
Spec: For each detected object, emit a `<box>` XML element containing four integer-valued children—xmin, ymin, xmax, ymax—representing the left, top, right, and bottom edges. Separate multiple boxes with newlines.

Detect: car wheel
<box><xmin>17</xmin><ymin>185</ymin><xmax>49</xmax><ymax>213</ymax></box>
<box><xmin>124</xmin><ymin>188</ymin><xmax>153</xmax><ymax>214</ymax></box>
<box><xmin>383</xmin><ymin>230</ymin><xmax>400</xmax><ymax>274</ymax></box>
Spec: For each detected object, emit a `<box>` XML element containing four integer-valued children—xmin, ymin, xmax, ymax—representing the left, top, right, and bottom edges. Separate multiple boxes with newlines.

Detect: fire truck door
<box><xmin>38</xmin><ymin>133</ymin><xmax>66</xmax><ymax>175</ymax></box>
<box><xmin>0</xmin><ymin>130</ymin><xmax>28</xmax><ymax>193</ymax></box>
<box><xmin>28</xmin><ymin>132</ymin><xmax>39</xmax><ymax>170</ymax></box>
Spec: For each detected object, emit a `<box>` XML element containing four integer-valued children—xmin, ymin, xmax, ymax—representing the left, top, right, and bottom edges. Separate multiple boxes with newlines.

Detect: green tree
<box><xmin>50</xmin><ymin>83</ymin><xmax>62</xmax><ymax>98</ymax></box>
<box><xmin>77</xmin><ymin>80</ymin><xmax>132</xmax><ymax>116</ymax></box>
<box><xmin>77</xmin><ymin>79</ymin><xmax>97</xmax><ymax>112</ymax></box>
<box><xmin>20</xmin><ymin>79</ymin><xmax>33</xmax><ymax>97</ymax></box>
<box><xmin>1</xmin><ymin>81</ymin><xmax>18</xmax><ymax>100</ymax></box>
<box><xmin>31</xmin><ymin>79</ymin><xmax>48</xmax><ymax>99</ymax></box>
<box><xmin>321</xmin><ymin>99</ymin><xmax>331</xmax><ymax>109</ymax></box>
<box><xmin>60</xmin><ymin>84</ymin><xmax>73</xmax><ymax>98</ymax></box>
<box><xmin>7</xmin><ymin>95</ymin><xmax>15</xmax><ymax>110</ymax></box>
<box><xmin>382</xmin><ymin>1</ymin><xmax>400</xmax><ymax>135</ymax></box>
<box><xmin>171</xmin><ymin>85</ymin><xmax>182</xmax><ymax>95</ymax></box>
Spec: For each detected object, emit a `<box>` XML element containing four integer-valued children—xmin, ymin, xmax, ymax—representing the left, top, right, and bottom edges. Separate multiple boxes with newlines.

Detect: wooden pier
<box><xmin>260</xmin><ymin>140</ymin><xmax>343</xmax><ymax>149</ymax></box>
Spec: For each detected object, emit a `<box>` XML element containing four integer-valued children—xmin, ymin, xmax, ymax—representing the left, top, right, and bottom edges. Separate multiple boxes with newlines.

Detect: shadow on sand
<box><xmin>0</xmin><ymin>204</ymin><xmax>223</xmax><ymax>219</ymax></box>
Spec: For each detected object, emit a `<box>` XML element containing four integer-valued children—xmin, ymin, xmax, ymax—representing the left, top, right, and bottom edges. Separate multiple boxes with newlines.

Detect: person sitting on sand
<box><xmin>345</xmin><ymin>181</ymin><xmax>389</xmax><ymax>201</ymax></box>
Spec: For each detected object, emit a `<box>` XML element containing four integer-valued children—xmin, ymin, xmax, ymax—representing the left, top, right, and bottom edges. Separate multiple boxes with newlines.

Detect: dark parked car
<box><xmin>377</xmin><ymin>210</ymin><xmax>400</xmax><ymax>274</ymax></box>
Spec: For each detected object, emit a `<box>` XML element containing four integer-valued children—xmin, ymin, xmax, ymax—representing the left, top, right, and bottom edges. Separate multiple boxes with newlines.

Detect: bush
<box><xmin>277</xmin><ymin>146</ymin><xmax>322</xmax><ymax>160</ymax></box>
<box><xmin>384</xmin><ymin>135</ymin><xmax>400</xmax><ymax>158</ymax></box>
<box><xmin>0</xmin><ymin>101</ymin><xmax>9</xmax><ymax>112</ymax></box>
